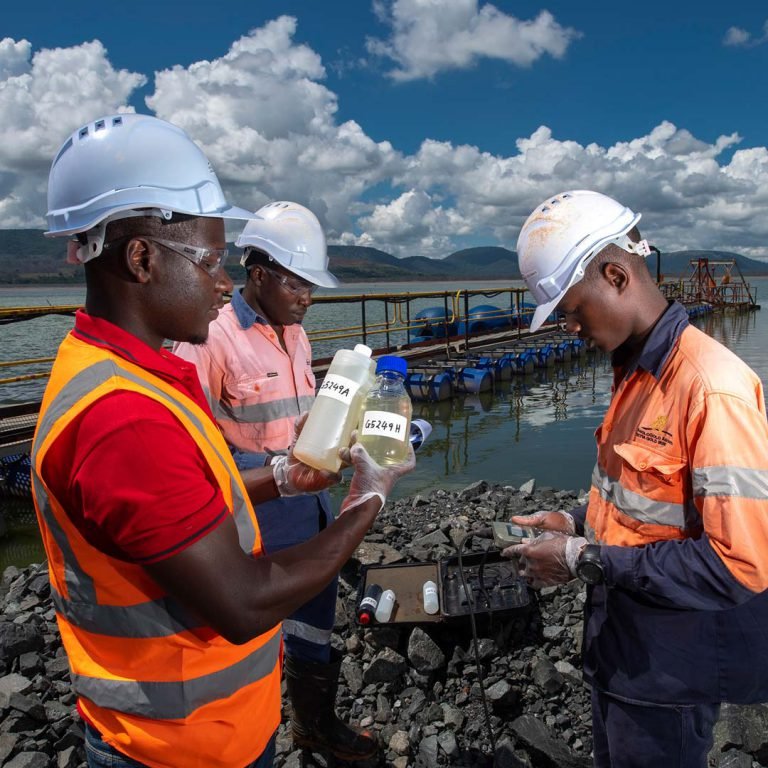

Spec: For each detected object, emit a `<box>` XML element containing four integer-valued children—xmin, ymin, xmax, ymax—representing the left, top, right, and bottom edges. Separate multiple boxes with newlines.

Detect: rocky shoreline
<box><xmin>1</xmin><ymin>480</ymin><xmax>767</xmax><ymax>767</ymax></box>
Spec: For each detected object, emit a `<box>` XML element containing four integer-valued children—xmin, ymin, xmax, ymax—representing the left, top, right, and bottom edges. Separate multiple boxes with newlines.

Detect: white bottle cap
<box><xmin>353</xmin><ymin>343</ymin><xmax>372</xmax><ymax>358</ymax></box>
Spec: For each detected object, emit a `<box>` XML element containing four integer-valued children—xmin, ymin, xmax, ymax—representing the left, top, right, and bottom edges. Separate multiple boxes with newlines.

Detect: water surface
<box><xmin>1</xmin><ymin>278</ymin><xmax>765</xmax><ymax>569</ymax></box>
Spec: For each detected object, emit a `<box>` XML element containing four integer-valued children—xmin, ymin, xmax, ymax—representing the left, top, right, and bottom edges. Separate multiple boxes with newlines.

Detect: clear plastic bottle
<box><xmin>293</xmin><ymin>343</ymin><xmax>374</xmax><ymax>472</ymax></box>
<box><xmin>357</xmin><ymin>356</ymin><xmax>412</xmax><ymax>466</ymax></box>
<box><xmin>375</xmin><ymin>589</ymin><xmax>396</xmax><ymax>623</ymax></box>
<box><xmin>422</xmin><ymin>580</ymin><xmax>439</xmax><ymax>615</ymax></box>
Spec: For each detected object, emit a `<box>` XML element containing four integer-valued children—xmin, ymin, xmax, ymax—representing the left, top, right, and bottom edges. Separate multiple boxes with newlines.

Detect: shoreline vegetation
<box><xmin>1</xmin><ymin>230</ymin><xmax>768</xmax><ymax>285</ymax></box>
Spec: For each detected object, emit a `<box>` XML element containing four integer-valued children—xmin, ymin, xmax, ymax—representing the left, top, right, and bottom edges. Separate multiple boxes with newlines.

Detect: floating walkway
<box><xmin>405</xmin><ymin>334</ymin><xmax>592</xmax><ymax>402</ymax></box>
<box><xmin>0</xmin><ymin>274</ymin><xmax>757</xmax><ymax>497</ymax></box>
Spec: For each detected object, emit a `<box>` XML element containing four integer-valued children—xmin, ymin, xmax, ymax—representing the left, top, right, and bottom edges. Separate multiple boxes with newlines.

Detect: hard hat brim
<box><xmin>287</xmin><ymin>266</ymin><xmax>340</xmax><ymax>289</ymax></box>
<box><xmin>530</xmin><ymin>299</ymin><xmax>559</xmax><ymax>332</ymax></box>
<box><xmin>44</xmin><ymin>203</ymin><xmax>259</xmax><ymax>238</ymax></box>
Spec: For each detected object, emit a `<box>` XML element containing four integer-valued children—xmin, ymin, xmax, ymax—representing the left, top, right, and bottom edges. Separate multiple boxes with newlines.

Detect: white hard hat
<box><xmin>236</xmin><ymin>201</ymin><xmax>339</xmax><ymax>288</ymax></box>
<box><xmin>517</xmin><ymin>190</ymin><xmax>650</xmax><ymax>332</ymax></box>
<box><xmin>45</xmin><ymin>113</ymin><xmax>256</xmax><ymax>262</ymax></box>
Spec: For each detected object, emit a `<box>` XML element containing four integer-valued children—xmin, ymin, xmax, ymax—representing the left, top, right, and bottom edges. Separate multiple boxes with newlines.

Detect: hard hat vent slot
<box><xmin>78</xmin><ymin>127</ymin><xmax>88</xmax><ymax>140</ymax></box>
<box><xmin>112</xmin><ymin>116</ymin><xmax>123</xmax><ymax>127</ymax></box>
<box><xmin>95</xmin><ymin>120</ymin><xmax>105</xmax><ymax>132</ymax></box>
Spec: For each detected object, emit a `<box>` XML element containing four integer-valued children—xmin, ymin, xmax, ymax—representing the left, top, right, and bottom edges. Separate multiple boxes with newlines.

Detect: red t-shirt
<box><xmin>42</xmin><ymin>311</ymin><xmax>229</xmax><ymax>564</ymax></box>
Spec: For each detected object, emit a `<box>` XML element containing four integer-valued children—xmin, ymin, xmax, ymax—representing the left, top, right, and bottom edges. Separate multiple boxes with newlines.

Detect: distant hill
<box><xmin>0</xmin><ymin>229</ymin><xmax>766</xmax><ymax>284</ymax></box>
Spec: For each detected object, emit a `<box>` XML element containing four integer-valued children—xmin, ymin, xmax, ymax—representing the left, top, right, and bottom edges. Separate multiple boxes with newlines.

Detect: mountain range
<box><xmin>0</xmin><ymin>229</ymin><xmax>766</xmax><ymax>284</ymax></box>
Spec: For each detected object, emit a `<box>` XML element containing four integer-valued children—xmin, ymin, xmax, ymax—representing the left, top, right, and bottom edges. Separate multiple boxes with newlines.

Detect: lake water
<box><xmin>1</xmin><ymin>278</ymin><xmax>766</xmax><ymax>570</ymax></box>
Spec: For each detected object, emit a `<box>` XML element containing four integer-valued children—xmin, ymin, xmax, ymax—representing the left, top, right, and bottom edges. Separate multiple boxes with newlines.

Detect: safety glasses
<box><xmin>263</xmin><ymin>266</ymin><xmax>317</xmax><ymax>296</ymax></box>
<box><xmin>144</xmin><ymin>237</ymin><xmax>229</xmax><ymax>278</ymax></box>
<box><xmin>103</xmin><ymin>236</ymin><xmax>229</xmax><ymax>278</ymax></box>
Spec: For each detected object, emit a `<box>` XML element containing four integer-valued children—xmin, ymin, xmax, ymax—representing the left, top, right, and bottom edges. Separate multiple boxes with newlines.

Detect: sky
<box><xmin>2</xmin><ymin>0</ymin><xmax>768</xmax><ymax>259</ymax></box>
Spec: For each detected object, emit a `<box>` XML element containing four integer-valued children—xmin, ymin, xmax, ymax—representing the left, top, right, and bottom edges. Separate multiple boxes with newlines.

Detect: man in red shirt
<box><xmin>32</xmin><ymin>113</ymin><xmax>413</xmax><ymax>768</ymax></box>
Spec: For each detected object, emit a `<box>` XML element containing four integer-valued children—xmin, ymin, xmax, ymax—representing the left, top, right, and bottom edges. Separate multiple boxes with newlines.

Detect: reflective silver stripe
<box><xmin>33</xmin><ymin>356</ymin><xmax>256</xmax><ymax>634</ymax></box>
<box><xmin>31</xmin><ymin>471</ymin><xmax>96</xmax><ymax>606</ymax></box>
<box><xmin>215</xmin><ymin>395</ymin><xmax>314</xmax><ymax>425</ymax></box>
<box><xmin>49</xmin><ymin>583</ymin><xmax>204</xmax><ymax>638</ymax></box>
<box><xmin>71</xmin><ymin>629</ymin><xmax>281</xmax><ymax>719</ymax></box>
<box><xmin>282</xmin><ymin>619</ymin><xmax>333</xmax><ymax>646</ymax></box>
<box><xmin>693</xmin><ymin>465</ymin><xmax>768</xmax><ymax>499</ymax></box>
<box><xmin>592</xmin><ymin>464</ymin><xmax>694</xmax><ymax>529</ymax></box>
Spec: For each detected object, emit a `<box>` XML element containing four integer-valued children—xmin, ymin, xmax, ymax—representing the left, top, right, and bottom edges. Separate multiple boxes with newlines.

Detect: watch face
<box><xmin>577</xmin><ymin>559</ymin><xmax>603</xmax><ymax>585</ymax></box>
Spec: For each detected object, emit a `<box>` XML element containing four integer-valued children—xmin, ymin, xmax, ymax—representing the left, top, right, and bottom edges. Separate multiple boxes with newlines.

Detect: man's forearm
<box><xmin>240</xmin><ymin>466</ymin><xmax>280</xmax><ymax>505</ymax></box>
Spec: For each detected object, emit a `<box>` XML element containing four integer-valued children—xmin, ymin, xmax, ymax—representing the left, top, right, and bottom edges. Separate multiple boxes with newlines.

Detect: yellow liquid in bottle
<box><xmin>358</xmin><ymin>392</ymin><xmax>412</xmax><ymax>466</ymax></box>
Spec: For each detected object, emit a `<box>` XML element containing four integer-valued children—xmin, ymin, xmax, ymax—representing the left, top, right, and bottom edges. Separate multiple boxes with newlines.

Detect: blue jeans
<box><xmin>591</xmin><ymin>687</ymin><xmax>720</xmax><ymax>768</ymax></box>
<box><xmin>85</xmin><ymin>724</ymin><xmax>276</xmax><ymax>768</ymax></box>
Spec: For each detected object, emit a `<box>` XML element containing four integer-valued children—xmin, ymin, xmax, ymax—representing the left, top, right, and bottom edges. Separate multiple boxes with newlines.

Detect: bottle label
<box><xmin>361</xmin><ymin>410</ymin><xmax>408</xmax><ymax>441</ymax></box>
<box><xmin>358</xmin><ymin>597</ymin><xmax>378</xmax><ymax>611</ymax></box>
<box><xmin>317</xmin><ymin>373</ymin><xmax>360</xmax><ymax>405</ymax></box>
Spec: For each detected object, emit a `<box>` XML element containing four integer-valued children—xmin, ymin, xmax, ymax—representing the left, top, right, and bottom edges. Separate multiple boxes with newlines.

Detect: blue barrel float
<box><xmin>0</xmin><ymin>453</ymin><xmax>32</xmax><ymax>499</ymax></box>
<box><xmin>412</xmin><ymin>306</ymin><xmax>456</xmax><ymax>340</ymax></box>
<box><xmin>405</xmin><ymin>371</ymin><xmax>453</xmax><ymax>402</ymax></box>
<box><xmin>417</xmin><ymin>362</ymin><xmax>493</xmax><ymax>394</ymax></box>
<box><xmin>515</xmin><ymin>301</ymin><xmax>559</xmax><ymax>328</ymax></box>
<box><xmin>455</xmin><ymin>304</ymin><xmax>516</xmax><ymax>335</ymax></box>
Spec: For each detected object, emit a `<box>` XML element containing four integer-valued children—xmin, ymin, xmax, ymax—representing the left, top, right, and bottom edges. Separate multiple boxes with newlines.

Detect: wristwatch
<box><xmin>575</xmin><ymin>544</ymin><xmax>605</xmax><ymax>585</ymax></box>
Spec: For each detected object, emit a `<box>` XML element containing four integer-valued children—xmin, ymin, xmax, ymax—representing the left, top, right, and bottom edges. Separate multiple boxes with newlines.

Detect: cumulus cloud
<box><xmin>340</xmin><ymin>189</ymin><xmax>470</xmax><ymax>256</ymax></box>
<box><xmin>0</xmin><ymin>37</ymin><xmax>144</xmax><ymax>227</ymax></box>
<box><xmin>723</xmin><ymin>20</ymin><xmax>768</xmax><ymax>47</ymax></box>
<box><xmin>2</xmin><ymin>21</ymin><xmax>768</xmax><ymax>261</ymax></box>
<box><xmin>372</xmin><ymin>121</ymin><xmax>768</xmax><ymax>258</ymax></box>
<box><xmin>366</xmin><ymin>0</ymin><xmax>581</xmax><ymax>81</ymax></box>
<box><xmin>147</xmin><ymin>16</ymin><xmax>402</xmax><ymax>238</ymax></box>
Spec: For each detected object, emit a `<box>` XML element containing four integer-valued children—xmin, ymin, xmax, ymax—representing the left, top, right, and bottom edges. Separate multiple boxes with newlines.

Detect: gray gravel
<box><xmin>1</xmin><ymin>479</ymin><xmax>766</xmax><ymax>767</ymax></box>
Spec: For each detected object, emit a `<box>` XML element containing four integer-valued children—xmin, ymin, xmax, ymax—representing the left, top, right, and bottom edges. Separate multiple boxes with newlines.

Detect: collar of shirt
<box><xmin>231</xmin><ymin>288</ymin><xmax>269</xmax><ymax>330</ymax></box>
<box><xmin>611</xmin><ymin>300</ymin><xmax>689</xmax><ymax>380</ymax></box>
<box><xmin>71</xmin><ymin>309</ymin><xmax>211</xmax><ymax>409</ymax></box>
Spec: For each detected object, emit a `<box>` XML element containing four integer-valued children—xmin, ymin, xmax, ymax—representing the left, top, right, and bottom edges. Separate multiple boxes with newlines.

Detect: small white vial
<box><xmin>375</xmin><ymin>589</ymin><xmax>396</xmax><ymax>623</ymax></box>
<box><xmin>422</xmin><ymin>580</ymin><xmax>439</xmax><ymax>615</ymax></box>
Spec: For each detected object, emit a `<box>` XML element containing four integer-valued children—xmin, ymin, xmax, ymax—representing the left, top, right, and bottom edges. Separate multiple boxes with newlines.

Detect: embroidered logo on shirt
<box><xmin>635</xmin><ymin>414</ymin><xmax>673</xmax><ymax>447</ymax></box>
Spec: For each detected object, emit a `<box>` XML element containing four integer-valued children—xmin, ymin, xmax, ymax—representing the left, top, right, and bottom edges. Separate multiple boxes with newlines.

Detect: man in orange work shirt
<box><xmin>504</xmin><ymin>190</ymin><xmax>768</xmax><ymax>768</ymax></box>
<box><xmin>174</xmin><ymin>203</ymin><xmax>377</xmax><ymax>760</ymax></box>
<box><xmin>31</xmin><ymin>114</ymin><xmax>413</xmax><ymax>768</ymax></box>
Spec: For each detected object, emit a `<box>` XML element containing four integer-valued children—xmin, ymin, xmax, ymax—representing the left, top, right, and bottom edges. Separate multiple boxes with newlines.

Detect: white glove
<box><xmin>339</xmin><ymin>442</ymin><xmax>416</xmax><ymax>515</ymax></box>
<box><xmin>271</xmin><ymin>413</ymin><xmax>342</xmax><ymax>496</ymax></box>
<box><xmin>510</xmin><ymin>510</ymin><xmax>576</xmax><ymax>535</ymax></box>
<box><xmin>271</xmin><ymin>453</ymin><xmax>341</xmax><ymax>497</ymax></box>
<box><xmin>503</xmin><ymin>532</ymin><xmax>587</xmax><ymax>589</ymax></box>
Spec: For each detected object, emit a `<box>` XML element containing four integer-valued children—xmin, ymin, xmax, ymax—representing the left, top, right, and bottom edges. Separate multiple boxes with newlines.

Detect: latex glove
<box><xmin>271</xmin><ymin>454</ymin><xmax>341</xmax><ymax>497</ymax></box>
<box><xmin>272</xmin><ymin>412</ymin><xmax>342</xmax><ymax>496</ymax></box>
<box><xmin>510</xmin><ymin>509</ymin><xmax>576</xmax><ymax>535</ymax></box>
<box><xmin>502</xmin><ymin>531</ymin><xmax>587</xmax><ymax>589</ymax></box>
<box><xmin>338</xmin><ymin>442</ymin><xmax>416</xmax><ymax>516</ymax></box>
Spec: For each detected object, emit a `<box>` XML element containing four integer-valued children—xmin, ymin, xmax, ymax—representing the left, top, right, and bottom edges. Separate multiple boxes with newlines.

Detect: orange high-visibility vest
<box><xmin>31</xmin><ymin>332</ymin><xmax>281</xmax><ymax>768</ymax></box>
<box><xmin>586</xmin><ymin>324</ymin><xmax>768</xmax><ymax>592</ymax></box>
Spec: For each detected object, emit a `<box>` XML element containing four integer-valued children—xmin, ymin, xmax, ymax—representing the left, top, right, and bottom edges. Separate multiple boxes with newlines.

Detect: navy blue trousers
<box><xmin>233</xmin><ymin>450</ymin><xmax>338</xmax><ymax>663</ymax></box>
<box><xmin>85</xmin><ymin>725</ymin><xmax>276</xmax><ymax>768</ymax></box>
<box><xmin>250</xmin><ymin>489</ymin><xmax>337</xmax><ymax>664</ymax></box>
<box><xmin>591</xmin><ymin>687</ymin><xmax>720</xmax><ymax>768</ymax></box>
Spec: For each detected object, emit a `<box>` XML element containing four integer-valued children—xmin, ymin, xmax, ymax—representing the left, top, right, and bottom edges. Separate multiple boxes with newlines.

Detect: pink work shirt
<box><xmin>173</xmin><ymin>293</ymin><xmax>316</xmax><ymax>455</ymax></box>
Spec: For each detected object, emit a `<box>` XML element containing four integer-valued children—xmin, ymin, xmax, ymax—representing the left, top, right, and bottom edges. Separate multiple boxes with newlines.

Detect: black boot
<box><xmin>284</xmin><ymin>650</ymin><xmax>378</xmax><ymax>761</ymax></box>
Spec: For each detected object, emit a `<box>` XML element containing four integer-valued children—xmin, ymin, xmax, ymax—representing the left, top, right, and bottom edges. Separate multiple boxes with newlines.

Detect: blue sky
<box><xmin>3</xmin><ymin>0</ymin><xmax>768</xmax><ymax>258</ymax></box>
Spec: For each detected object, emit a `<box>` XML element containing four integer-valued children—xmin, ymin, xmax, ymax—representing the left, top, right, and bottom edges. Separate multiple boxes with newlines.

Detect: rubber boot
<box><xmin>284</xmin><ymin>650</ymin><xmax>378</xmax><ymax>761</ymax></box>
